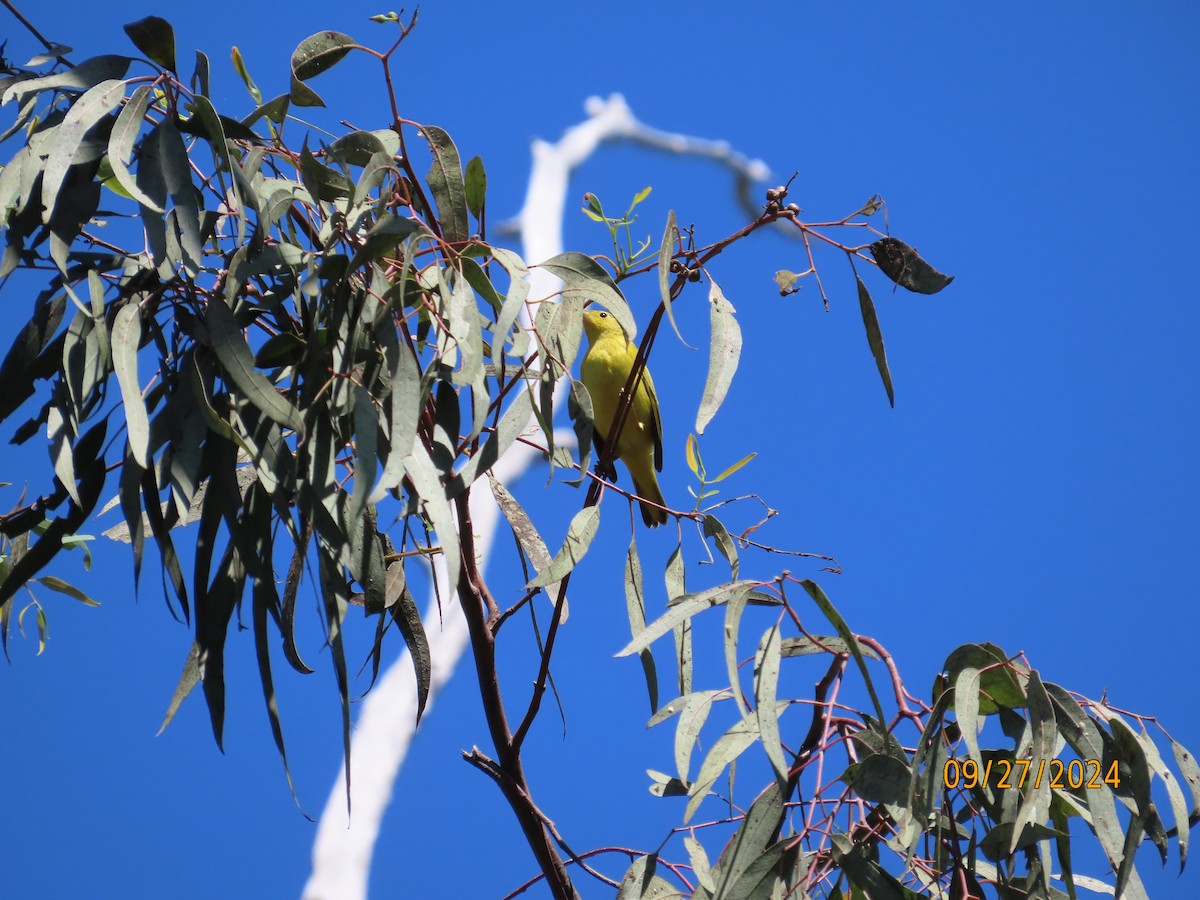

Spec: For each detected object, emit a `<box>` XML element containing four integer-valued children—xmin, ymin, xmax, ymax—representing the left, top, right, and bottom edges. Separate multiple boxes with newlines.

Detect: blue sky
<box><xmin>4</xmin><ymin>2</ymin><xmax>1198</xmax><ymax>898</ymax></box>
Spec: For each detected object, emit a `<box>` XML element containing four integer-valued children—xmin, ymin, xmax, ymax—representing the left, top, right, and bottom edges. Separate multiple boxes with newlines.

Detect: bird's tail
<box><xmin>633</xmin><ymin>475</ymin><xmax>668</xmax><ymax>528</ymax></box>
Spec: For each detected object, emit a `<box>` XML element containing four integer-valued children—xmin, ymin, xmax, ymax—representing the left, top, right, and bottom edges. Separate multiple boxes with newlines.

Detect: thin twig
<box><xmin>1</xmin><ymin>0</ymin><xmax>63</xmax><ymax>57</ymax></box>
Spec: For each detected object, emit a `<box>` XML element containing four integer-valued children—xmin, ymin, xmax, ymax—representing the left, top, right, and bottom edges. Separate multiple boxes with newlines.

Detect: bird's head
<box><xmin>582</xmin><ymin>308</ymin><xmax>625</xmax><ymax>344</ymax></box>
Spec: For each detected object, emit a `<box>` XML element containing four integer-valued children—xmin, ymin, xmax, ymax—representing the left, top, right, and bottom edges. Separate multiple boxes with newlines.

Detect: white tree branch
<box><xmin>302</xmin><ymin>94</ymin><xmax>768</xmax><ymax>900</ymax></box>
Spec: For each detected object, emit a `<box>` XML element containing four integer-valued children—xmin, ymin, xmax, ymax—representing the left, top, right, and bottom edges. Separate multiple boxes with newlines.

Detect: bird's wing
<box><xmin>640</xmin><ymin>356</ymin><xmax>664</xmax><ymax>473</ymax></box>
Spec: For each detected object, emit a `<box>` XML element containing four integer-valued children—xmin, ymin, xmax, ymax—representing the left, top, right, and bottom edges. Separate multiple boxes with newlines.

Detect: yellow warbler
<box><xmin>580</xmin><ymin>309</ymin><xmax>667</xmax><ymax>527</ymax></box>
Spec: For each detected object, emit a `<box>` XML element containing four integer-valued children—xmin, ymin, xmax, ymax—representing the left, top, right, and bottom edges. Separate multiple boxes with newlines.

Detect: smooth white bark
<box><xmin>302</xmin><ymin>95</ymin><xmax>768</xmax><ymax>900</ymax></box>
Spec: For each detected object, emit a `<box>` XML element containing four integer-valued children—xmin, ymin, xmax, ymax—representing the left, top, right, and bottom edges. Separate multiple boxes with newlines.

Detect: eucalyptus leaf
<box><xmin>423</xmin><ymin>125</ymin><xmax>469</xmax><ymax>244</ymax></box>
<box><xmin>856</xmin><ymin>275</ymin><xmax>894</xmax><ymax>408</ymax></box>
<box><xmin>123</xmin><ymin>16</ymin><xmax>176</xmax><ymax>72</ymax></box>
<box><xmin>870</xmin><ymin>236</ymin><xmax>955</xmax><ymax>294</ymax></box>
<box><xmin>536</xmin><ymin>252</ymin><xmax>635</xmax><ymax>340</ymax></box>
<box><xmin>112</xmin><ymin>302</ymin><xmax>150</xmax><ymax>467</ymax></box>
<box><xmin>291</xmin><ymin>31</ymin><xmax>356</xmax><ymax>82</ymax></box>
<box><xmin>2</xmin><ymin>55</ymin><xmax>131</xmax><ymax>105</ymax></box>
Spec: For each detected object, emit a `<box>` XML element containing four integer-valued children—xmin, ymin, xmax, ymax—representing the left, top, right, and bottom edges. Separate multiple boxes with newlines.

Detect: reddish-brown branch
<box><xmin>453</xmin><ymin>490</ymin><xmax>578</xmax><ymax>899</ymax></box>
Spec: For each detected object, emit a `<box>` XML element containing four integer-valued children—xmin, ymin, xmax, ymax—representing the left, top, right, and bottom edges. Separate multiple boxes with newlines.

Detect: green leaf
<box><xmin>1104</xmin><ymin>712</ymin><xmax>1153</xmax><ymax>813</ymax></box>
<box><xmin>712</xmin><ymin>452</ymin><xmax>756</xmax><ymax>483</ymax></box>
<box><xmin>1171</xmin><ymin>738</ymin><xmax>1200</xmax><ymax>819</ymax></box>
<box><xmin>1137</xmin><ymin>725</ymin><xmax>1190</xmax><ymax>871</ymax></box>
<box><xmin>671</xmin><ymin>690</ymin><xmax>723</xmax><ymax>787</ymax></box>
<box><xmin>1044</xmin><ymin>685</ymin><xmax>1130</xmax><ymax>883</ymax></box>
<box><xmin>158</xmin><ymin>641</ymin><xmax>201</xmax><ymax>734</ymax></box>
<box><xmin>192</xmin><ymin>49</ymin><xmax>210</xmax><ymax>96</ymax></box>
<box><xmin>253</xmin><ymin>332</ymin><xmax>305</xmax><ymax>368</ymax></box>
<box><xmin>566</xmin><ymin>380</ymin><xmax>594</xmax><ymax>485</ymax></box>
<box><xmin>387</xmin><ymin>564</ymin><xmax>431</xmax><ymax>724</ymax></box>
<box><xmin>204</xmin><ymin>299</ymin><xmax>304</xmax><ymax>435</ymax></box>
<box><xmin>242</xmin><ymin>481</ymin><xmax>300</xmax><ymax>803</ymax></box>
<box><xmin>535</xmin><ymin>252</ymin><xmax>636</xmax><ymax>341</ymax></box>
<box><xmin>1043</xmin><ymin>680</ymin><xmax>1106</xmax><ymax>764</ymax></box>
<box><xmin>856</xmin><ymin>275</ymin><xmax>894</xmax><ymax>408</ymax></box>
<box><xmin>158</xmin><ymin>118</ymin><xmax>203</xmax><ymax>273</ymax></box>
<box><xmin>24</xmin><ymin>44</ymin><xmax>73</xmax><ymax>67</ymax></box>
<box><xmin>403</xmin><ymin>442</ymin><xmax>460</xmax><ymax>601</ymax></box>
<box><xmin>695</xmin><ymin>276</ymin><xmax>742</xmax><ymax>434</ymax></box>
<box><xmin>684</xmin><ymin>705</ymin><xmax>772</xmax><ymax>823</ymax></box>
<box><xmin>2</xmin><ymin>55</ymin><xmax>131</xmax><ymax>105</ymax></box>
<box><xmin>348</xmin><ymin>384</ymin><xmax>378</xmax><ymax>528</ymax></box>
<box><xmin>953</xmin><ymin>667</ymin><xmax>987</xmax><ymax>799</ymax></box>
<box><xmin>349</xmin><ymin>151</ymin><xmax>398</xmax><ymax>216</ymax></box>
<box><xmin>685</xmin><ymin>433</ymin><xmax>702</xmax><ymax>480</ymax></box>
<box><xmin>33</xmin><ymin>575</ymin><xmax>100</xmax><ymax>606</ymax></box>
<box><xmin>800</xmin><ymin>579</ymin><xmax>886</xmax><ymax>724</ymax></box>
<box><xmin>979</xmin><ymin>821</ymin><xmax>1066</xmax><ymax>863</ymax></box>
<box><xmin>33</xmin><ymin>604</ymin><xmax>48</xmax><ymax>654</ymax></box>
<box><xmin>527</xmin><ymin>506</ymin><xmax>600</xmax><ymax>589</ymax></box>
<box><xmin>279</xmin><ymin>522</ymin><xmax>315</xmax><ymax>675</ymax></box>
<box><xmin>348</xmin><ymin>215</ymin><xmax>420</xmax><ymax>271</ymax></box>
<box><xmin>367</xmin><ymin>339</ymin><xmax>422</xmax><ymax>504</ymax></box>
<box><xmin>464</xmin><ymin>155</ymin><xmax>486</xmax><ymax>219</ymax></box>
<box><xmin>843</xmin><ymin>753</ymin><xmax>912</xmax><ymax>806</ymax></box>
<box><xmin>135</xmin><ymin>120</ymin><xmax>171</xmax><ymax>270</ymax></box>
<box><xmin>1049</xmin><ymin>794</ymin><xmax>1080</xmax><ymax>900</ymax></box>
<box><xmin>831</xmin><ymin>833</ymin><xmax>913</xmax><ymax>900</ymax></box>
<box><xmin>107</xmin><ymin>85</ymin><xmax>162</xmax><ymax>211</ymax></box>
<box><xmin>289</xmin><ymin>77</ymin><xmax>322</xmax><ymax>108</ymax></box>
<box><xmin>183</xmin><ymin>94</ymin><xmax>232</xmax><ymax>161</ymax></box>
<box><xmin>327</xmin><ymin>129</ymin><xmax>399</xmax><ymax>168</ymax></box>
<box><xmin>0</xmin><ymin>92</ymin><xmax>39</xmax><ymax>145</ymax></box>
<box><xmin>754</xmin><ymin>619</ymin><xmax>788</xmax><ymax>787</ymax></box>
<box><xmin>243</xmin><ymin>93</ymin><xmax>290</xmax><ymax>127</ymax></box>
<box><xmin>618</xmin><ymin>581</ymin><xmax>759</xmax><ymax>658</ymax></box>
<box><xmin>656</xmin><ymin>210</ymin><xmax>689</xmax><ymax>345</ymax></box>
<box><xmin>870</xmin><ymin>236</ymin><xmax>955</xmax><ymax>294</ymax></box>
<box><xmin>252</xmin><ymin>564</ymin><xmax>306</xmax><ymax>814</ymax></box>
<box><xmin>230</xmin><ymin>46</ymin><xmax>261</xmax><ymax>105</ymax></box>
<box><xmin>723</xmin><ymin>583</ymin><xmax>753</xmax><ymax>720</ymax></box>
<box><xmin>684</xmin><ymin>836</ymin><xmax>715</xmax><ymax>894</ymax></box>
<box><xmin>702</xmin><ymin>514</ymin><xmax>739</xmax><ymax>579</ymax></box>
<box><xmin>943</xmin><ymin>642</ymin><xmax>1028</xmax><ymax>712</ymax></box>
<box><xmin>137</xmin><ymin>460</ymin><xmax>186</xmax><ymax>624</ymax></box>
<box><xmin>291</xmin><ymin>31</ymin><xmax>356</xmax><ymax>80</ymax></box>
<box><xmin>40</xmin><ymin>79</ymin><xmax>126</xmax><ymax>227</ymax></box>
<box><xmin>112</xmin><ymin>302</ymin><xmax>149</xmax><ymax>467</ymax></box>
<box><xmin>0</xmin><ymin>289</ymin><xmax>66</xmax><ymax>421</ymax></box>
<box><xmin>123</xmin><ymin>16</ymin><xmax>176</xmax><ymax>72</ymax></box>
<box><xmin>299</xmin><ymin>145</ymin><xmax>353</xmax><ymax>202</ymax></box>
<box><xmin>315</xmin><ymin>544</ymin><xmax>353</xmax><ymax>812</ymax></box>
<box><xmin>441</xmin><ymin>266</ymin><xmax>485</xmax><ymax>391</ymax></box>
<box><xmin>47</xmin><ymin>405</ymin><xmax>78</xmax><ymax>506</ymax></box>
<box><xmin>781</xmin><ymin>635</ymin><xmax>881</xmax><ymax>659</ymax></box>
<box><xmin>721</xmin><ymin>844</ymin><xmax>788</xmax><ymax>900</ymax></box>
<box><xmin>1010</xmin><ymin>670</ymin><xmax>1056</xmax><ymax>854</ymax></box>
<box><xmin>487</xmin><ymin>247</ymin><xmax>531</xmax><ymax>366</ymax></box>
<box><xmin>628</xmin><ymin>532</ymin><xmax>657</xmax><ymax>715</ymax></box>
<box><xmin>711</xmin><ymin>783</ymin><xmax>784</xmax><ymax>895</ymax></box>
<box><xmin>616</xmin><ymin>854</ymin><xmax>678</xmax><ymax>899</ymax></box>
<box><xmin>674</xmin><ymin>614</ymin><xmax>692</xmax><ymax>699</ymax></box>
<box><xmin>422</xmin><ymin>125</ymin><xmax>470</xmax><ymax>244</ymax></box>
<box><xmin>539</xmin><ymin>289</ymin><xmax>584</xmax><ymax>373</ymax></box>
<box><xmin>490</xmin><ymin>475</ymin><xmax>566</xmax><ymax>618</ymax></box>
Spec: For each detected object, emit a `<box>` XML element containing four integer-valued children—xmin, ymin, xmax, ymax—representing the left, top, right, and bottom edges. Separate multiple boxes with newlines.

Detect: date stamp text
<box><xmin>943</xmin><ymin>758</ymin><xmax>1120</xmax><ymax>791</ymax></box>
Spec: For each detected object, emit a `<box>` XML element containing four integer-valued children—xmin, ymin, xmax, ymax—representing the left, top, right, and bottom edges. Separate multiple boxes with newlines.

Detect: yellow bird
<box><xmin>580</xmin><ymin>309</ymin><xmax>667</xmax><ymax>527</ymax></box>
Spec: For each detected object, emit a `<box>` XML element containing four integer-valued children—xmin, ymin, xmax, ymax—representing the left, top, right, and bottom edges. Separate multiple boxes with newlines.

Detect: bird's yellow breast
<box><xmin>580</xmin><ymin>333</ymin><xmax>658</xmax><ymax>459</ymax></box>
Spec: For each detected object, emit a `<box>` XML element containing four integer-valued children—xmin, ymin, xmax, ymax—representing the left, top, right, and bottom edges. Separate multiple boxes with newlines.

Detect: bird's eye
<box><xmin>599</xmin><ymin>311</ymin><xmax>608</xmax><ymax>318</ymax></box>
